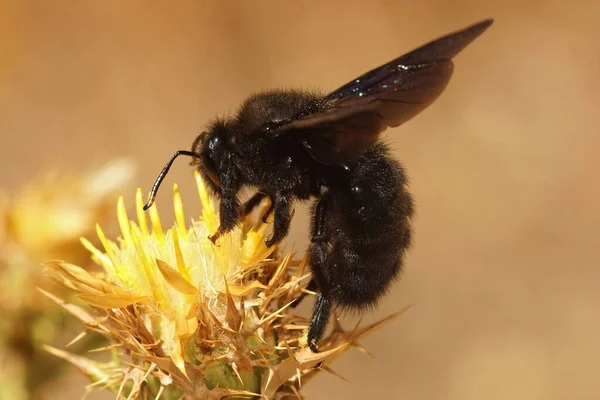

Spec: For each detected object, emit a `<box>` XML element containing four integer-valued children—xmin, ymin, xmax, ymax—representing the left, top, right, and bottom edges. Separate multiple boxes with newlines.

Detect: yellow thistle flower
<box><xmin>45</xmin><ymin>171</ymin><xmax>410</xmax><ymax>399</ymax></box>
<box><xmin>0</xmin><ymin>158</ymin><xmax>136</xmax><ymax>400</ymax></box>
<box><xmin>7</xmin><ymin>158</ymin><xmax>136</xmax><ymax>262</ymax></box>
<box><xmin>0</xmin><ymin>158</ymin><xmax>136</xmax><ymax>316</ymax></box>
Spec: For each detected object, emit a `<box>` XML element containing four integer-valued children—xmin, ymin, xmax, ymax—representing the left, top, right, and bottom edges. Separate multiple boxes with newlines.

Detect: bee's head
<box><xmin>191</xmin><ymin>120</ymin><xmax>231</xmax><ymax>192</ymax></box>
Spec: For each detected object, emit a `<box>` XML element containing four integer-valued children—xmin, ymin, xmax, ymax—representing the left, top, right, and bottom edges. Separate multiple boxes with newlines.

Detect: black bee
<box><xmin>144</xmin><ymin>19</ymin><xmax>493</xmax><ymax>352</ymax></box>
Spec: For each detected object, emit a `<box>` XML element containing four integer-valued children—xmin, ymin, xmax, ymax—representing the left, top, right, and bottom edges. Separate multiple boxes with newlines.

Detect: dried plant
<box><xmin>44</xmin><ymin>171</ymin><xmax>409</xmax><ymax>399</ymax></box>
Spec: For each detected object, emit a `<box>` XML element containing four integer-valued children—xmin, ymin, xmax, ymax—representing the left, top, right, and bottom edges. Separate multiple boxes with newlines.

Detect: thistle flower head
<box><xmin>0</xmin><ymin>159</ymin><xmax>136</xmax><ymax>399</ymax></box>
<box><xmin>1</xmin><ymin>158</ymin><xmax>135</xmax><ymax>318</ymax></box>
<box><xmin>45</xmin><ymin>171</ymin><xmax>408</xmax><ymax>399</ymax></box>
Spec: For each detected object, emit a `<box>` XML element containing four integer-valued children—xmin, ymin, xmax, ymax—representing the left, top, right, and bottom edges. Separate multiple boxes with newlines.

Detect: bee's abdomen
<box><xmin>327</xmin><ymin>142</ymin><xmax>414</xmax><ymax>310</ymax></box>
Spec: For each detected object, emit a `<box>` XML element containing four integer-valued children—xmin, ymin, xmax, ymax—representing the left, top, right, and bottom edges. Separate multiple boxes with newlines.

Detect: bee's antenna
<box><xmin>143</xmin><ymin>150</ymin><xmax>202</xmax><ymax>211</ymax></box>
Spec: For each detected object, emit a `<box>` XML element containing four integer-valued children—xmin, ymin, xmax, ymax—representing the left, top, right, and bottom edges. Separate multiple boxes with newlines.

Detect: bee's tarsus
<box><xmin>208</xmin><ymin>232</ymin><xmax>220</xmax><ymax>244</ymax></box>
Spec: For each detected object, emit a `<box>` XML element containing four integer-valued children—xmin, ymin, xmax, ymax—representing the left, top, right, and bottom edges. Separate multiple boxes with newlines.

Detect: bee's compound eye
<box><xmin>191</xmin><ymin>131</ymin><xmax>209</xmax><ymax>154</ymax></box>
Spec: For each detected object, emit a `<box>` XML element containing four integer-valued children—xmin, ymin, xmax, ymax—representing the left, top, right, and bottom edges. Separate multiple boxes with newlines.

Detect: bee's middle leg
<box><xmin>264</xmin><ymin>193</ymin><xmax>292</xmax><ymax>247</ymax></box>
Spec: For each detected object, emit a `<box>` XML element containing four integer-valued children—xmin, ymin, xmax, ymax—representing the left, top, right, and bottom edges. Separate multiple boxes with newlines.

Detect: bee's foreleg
<box><xmin>209</xmin><ymin>155</ymin><xmax>241</xmax><ymax>243</ymax></box>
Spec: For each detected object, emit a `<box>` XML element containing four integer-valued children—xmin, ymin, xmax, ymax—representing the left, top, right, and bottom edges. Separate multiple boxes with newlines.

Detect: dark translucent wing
<box><xmin>274</xmin><ymin>19</ymin><xmax>493</xmax><ymax>165</ymax></box>
<box><xmin>294</xmin><ymin>111</ymin><xmax>387</xmax><ymax>165</ymax></box>
<box><xmin>330</xmin><ymin>60</ymin><xmax>455</xmax><ymax>128</ymax></box>
<box><xmin>327</xmin><ymin>18</ymin><xmax>494</xmax><ymax>106</ymax></box>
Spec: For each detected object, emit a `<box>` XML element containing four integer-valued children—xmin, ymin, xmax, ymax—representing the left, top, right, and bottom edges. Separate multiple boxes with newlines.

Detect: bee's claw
<box><xmin>209</xmin><ymin>233</ymin><xmax>220</xmax><ymax>244</ymax></box>
<box><xmin>264</xmin><ymin>236</ymin><xmax>275</xmax><ymax>248</ymax></box>
<box><xmin>308</xmin><ymin>339</ymin><xmax>319</xmax><ymax>354</ymax></box>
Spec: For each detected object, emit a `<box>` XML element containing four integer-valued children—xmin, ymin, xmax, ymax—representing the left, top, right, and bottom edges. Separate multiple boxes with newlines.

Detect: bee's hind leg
<box><xmin>307</xmin><ymin>292</ymin><xmax>333</xmax><ymax>353</ymax></box>
<box><xmin>306</xmin><ymin>196</ymin><xmax>335</xmax><ymax>353</ymax></box>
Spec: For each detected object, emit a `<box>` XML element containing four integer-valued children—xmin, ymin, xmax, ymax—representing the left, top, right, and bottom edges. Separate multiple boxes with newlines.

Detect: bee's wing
<box><xmin>273</xmin><ymin>19</ymin><xmax>493</xmax><ymax>165</ymax></box>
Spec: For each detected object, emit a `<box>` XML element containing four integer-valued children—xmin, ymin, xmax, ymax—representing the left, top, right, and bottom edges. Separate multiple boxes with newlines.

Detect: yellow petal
<box><xmin>172</xmin><ymin>228</ymin><xmax>189</xmax><ymax>281</ymax></box>
<box><xmin>173</xmin><ymin>184</ymin><xmax>187</xmax><ymax>240</ymax></box>
<box><xmin>46</xmin><ymin>261</ymin><xmax>111</xmax><ymax>293</ymax></box>
<box><xmin>135</xmin><ymin>188</ymin><xmax>149</xmax><ymax>236</ymax></box>
<box><xmin>228</xmin><ymin>281</ymin><xmax>268</xmax><ymax>297</ymax></box>
<box><xmin>194</xmin><ymin>170</ymin><xmax>218</xmax><ymax>234</ymax></box>
<box><xmin>76</xmin><ymin>292</ymin><xmax>148</xmax><ymax>308</ymax></box>
<box><xmin>155</xmin><ymin>259</ymin><xmax>198</xmax><ymax>295</ymax></box>
<box><xmin>131</xmin><ymin>234</ymin><xmax>164</xmax><ymax>303</ymax></box>
<box><xmin>148</xmin><ymin>200</ymin><xmax>164</xmax><ymax>243</ymax></box>
<box><xmin>80</xmin><ymin>237</ymin><xmax>115</xmax><ymax>275</ymax></box>
<box><xmin>116</xmin><ymin>196</ymin><xmax>132</xmax><ymax>244</ymax></box>
<box><xmin>171</xmin><ymin>339</ymin><xmax>189</xmax><ymax>380</ymax></box>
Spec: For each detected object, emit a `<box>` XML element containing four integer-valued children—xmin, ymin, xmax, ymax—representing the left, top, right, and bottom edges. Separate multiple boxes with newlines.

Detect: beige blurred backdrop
<box><xmin>1</xmin><ymin>1</ymin><xmax>599</xmax><ymax>399</ymax></box>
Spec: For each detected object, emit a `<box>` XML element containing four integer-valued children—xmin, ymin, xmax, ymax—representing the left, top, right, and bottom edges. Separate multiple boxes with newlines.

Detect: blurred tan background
<box><xmin>1</xmin><ymin>1</ymin><xmax>599</xmax><ymax>399</ymax></box>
